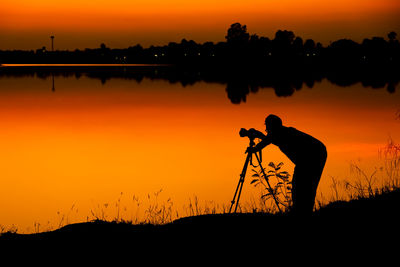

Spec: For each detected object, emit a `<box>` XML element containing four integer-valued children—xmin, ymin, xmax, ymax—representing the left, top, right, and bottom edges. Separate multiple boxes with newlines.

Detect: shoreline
<box><xmin>0</xmin><ymin>63</ymin><xmax>172</xmax><ymax>68</ymax></box>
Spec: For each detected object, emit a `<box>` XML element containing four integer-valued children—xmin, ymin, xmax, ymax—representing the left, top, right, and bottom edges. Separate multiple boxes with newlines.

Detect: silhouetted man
<box><xmin>248</xmin><ymin>114</ymin><xmax>327</xmax><ymax>215</ymax></box>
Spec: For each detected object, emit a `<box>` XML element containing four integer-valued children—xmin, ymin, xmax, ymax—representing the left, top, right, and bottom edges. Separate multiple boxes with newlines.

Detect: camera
<box><xmin>239</xmin><ymin>128</ymin><xmax>259</xmax><ymax>140</ymax></box>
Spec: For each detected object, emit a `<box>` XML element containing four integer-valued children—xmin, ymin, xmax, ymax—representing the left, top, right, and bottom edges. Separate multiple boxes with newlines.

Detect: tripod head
<box><xmin>239</xmin><ymin>128</ymin><xmax>262</xmax><ymax>166</ymax></box>
<box><xmin>239</xmin><ymin>128</ymin><xmax>257</xmax><ymax>147</ymax></box>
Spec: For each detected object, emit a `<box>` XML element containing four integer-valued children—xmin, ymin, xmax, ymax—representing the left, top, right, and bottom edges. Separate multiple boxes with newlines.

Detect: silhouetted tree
<box><xmin>127</xmin><ymin>44</ymin><xmax>143</xmax><ymax>62</ymax></box>
<box><xmin>274</xmin><ymin>30</ymin><xmax>295</xmax><ymax>47</ymax></box>
<box><xmin>225</xmin><ymin>23</ymin><xmax>250</xmax><ymax>45</ymax></box>
<box><xmin>304</xmin><ymin>39</ymin><xmax>316</xmax><ymax>54</ymax></box>
<box><xmin>272</xmin><ymin>30</ymin><xmax>295</xmax><ymax>60</ymax></box>
<box><xmin>249</xmin><ymin>34</ymin><xmax>260</xmax><ymax>44</ymax></box>
<box><xmin>0</xmin><ymin>23</ymin><xmax>399</xmax><ymax>71</ymax></box>
<box><xmin>181</xmin><ymin>39</ymin><xmax>199</xmax><ymax>58</ymax></box>
<box><xmin>362</xmin><ymin>37</ymin><xmax>389</xmax><ymax>64</ymax></box>
<box><xmin>388</xmin><ymin>32</ymin><xmax>397</xmax><ymax>42</ymax></box>
<box><xmin>328</xmin><ymin>39</ymin><xmax>361</xmax><ymax>65</ymax></box>
<box><xmin>200</xmin><ymin>41</ymin><xmax>216</xmax><ymax>61</ymax></box>
<box><xmin>248</xmin><ymin>34</ymin><xmax>271</xmax><ymax>62</ymax></box>
<box><xmin>293</xmin><ymin>37</ymin><xmax>304</xmax><ymax>56</ymax></box>
<box><xmin>387</xmin><ymin>32</ymin><xmax>400</xmax><ymax>64</ymax></box>
<box><xmin>225</xmin><ymin>23</ymin><xmax>250</xmax><ymax>63</ymax></box>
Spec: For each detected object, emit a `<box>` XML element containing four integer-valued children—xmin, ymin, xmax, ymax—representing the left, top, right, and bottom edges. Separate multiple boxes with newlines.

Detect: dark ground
<box><xmin>1</xmin><ymin>189</ymin><xmax>399</xmax><ymax>263</ymax></box>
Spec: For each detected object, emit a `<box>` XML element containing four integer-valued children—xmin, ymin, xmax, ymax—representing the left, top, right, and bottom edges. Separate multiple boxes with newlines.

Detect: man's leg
<box><xmin>291</xmin><ymin>163</ymin><xmax>325</xmax><ymax>215</ymax></box>
<box><xmin>309</xmin><ymin>148</ymin><xmax>327</xmax><ymax>210</ymax></box>
<box><xmin>291</xmin><ymin>165</ymin><xmax>313</xmax><ymax>215</ymax></box>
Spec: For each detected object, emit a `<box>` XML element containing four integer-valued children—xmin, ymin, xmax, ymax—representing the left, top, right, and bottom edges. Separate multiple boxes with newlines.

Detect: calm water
<box><xmin>0</xmin><ymin>70</ymin><xmax>399</xmax><ymax>232</ymax></box>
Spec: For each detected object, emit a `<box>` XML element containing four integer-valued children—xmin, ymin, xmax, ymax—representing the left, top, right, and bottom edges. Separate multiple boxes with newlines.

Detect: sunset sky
<box><xmin>1</xmin><ymin>0</ymin><xmax>399</xmax><ymax>50</ymax></box>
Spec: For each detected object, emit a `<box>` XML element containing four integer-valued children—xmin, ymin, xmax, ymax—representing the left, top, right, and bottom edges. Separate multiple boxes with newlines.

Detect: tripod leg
<box><xmin>229</xmin><ymin>152</ymin><xmax>252</xmax><ymax>213</ymax></box>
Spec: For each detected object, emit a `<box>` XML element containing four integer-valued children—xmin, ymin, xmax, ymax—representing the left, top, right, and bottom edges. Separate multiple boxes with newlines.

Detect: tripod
<box><xmin>229</xmin><ymin>138</ymin><xmax>282</xmax><ymax>213</ymax></box>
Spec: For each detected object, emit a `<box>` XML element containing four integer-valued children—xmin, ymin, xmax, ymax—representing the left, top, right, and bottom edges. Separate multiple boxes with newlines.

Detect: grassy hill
<box><xmin>1</xmin><ymin>189</ymin><xmax>398</xmax><ymax>265</ymax></box>
<box><xmin>2</xmin><ymin>188</ymin><xmax>399</xmax><ymax>246</ymax></box>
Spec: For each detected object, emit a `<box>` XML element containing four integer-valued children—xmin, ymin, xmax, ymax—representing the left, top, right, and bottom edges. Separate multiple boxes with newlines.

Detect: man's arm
<box><xmin>245</xmin><ymin>130</ymin><xmax>272</xmax><ymax>153</ymax></box>
<box><xmin>247</xmin><ymin>128</ymin><xmax>266</xmax><ymax>139</ymax></box>
<box><xmin>254</xmin><ymin>134</ymin><xmax>272</xmax><ymax>151</ymax></box>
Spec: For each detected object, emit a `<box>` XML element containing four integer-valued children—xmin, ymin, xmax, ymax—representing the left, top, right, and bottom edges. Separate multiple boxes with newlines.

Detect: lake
<box><xmin>0</xmin><ymin>67</ymin><xmax>399</xmax><ymax>233</ymax></box>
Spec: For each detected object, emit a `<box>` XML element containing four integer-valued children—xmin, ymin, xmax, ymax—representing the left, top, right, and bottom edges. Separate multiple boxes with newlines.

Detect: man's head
<box><xmin>265</xmin><ymin>114</ymin><xmax>283</xmax><ymax>134</ymax></box>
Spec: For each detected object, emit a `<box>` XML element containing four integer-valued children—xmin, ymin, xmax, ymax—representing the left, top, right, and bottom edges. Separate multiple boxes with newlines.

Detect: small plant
<box><xmin>144</xmin><ymin>189</ymin><xmax>174</xmax><ymax>224</ymax></box>
<box><xmin>318</xmin><ymin>139</ymin><xmax>400</xmax><ymax>205</ymax></box>
<box><xmin>344</xmin><ymin>162</ymin><xmax>378</xmax><ymax>198</ymax></box>
<box><xmin>185</xmin><ymin>197</ymin><xmax>223</xmax><ymax>216</ymax></box>
<box><xmin>250</xmin><ymin>161</ymin><xmax>292</xmax><ymax>212</ymax></box>
<box><xmin>379</xmin><ymin>138</ymin><xmax>400</xmax><ymax>190</ymax></box>
<box><xmin>0</xmin><ymin>224</ymin><xmax>18</xmax><ymax>237</ymax></box>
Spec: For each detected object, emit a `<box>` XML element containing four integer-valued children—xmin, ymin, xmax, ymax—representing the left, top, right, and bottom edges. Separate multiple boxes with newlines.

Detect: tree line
<box><xmin>0</xmin><ymin>23</ymin><xmax>399</xmax><ymax>67</ymax></box>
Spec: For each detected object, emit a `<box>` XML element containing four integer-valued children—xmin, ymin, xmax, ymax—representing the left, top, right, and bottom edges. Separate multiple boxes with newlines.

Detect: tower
<box><xmin>50</xmin><ymin>36</ymin><xmax>54</xmax><ymax>52</ymax></box>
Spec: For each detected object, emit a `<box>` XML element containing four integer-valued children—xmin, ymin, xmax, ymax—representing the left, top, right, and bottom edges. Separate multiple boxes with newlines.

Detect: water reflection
<box><xmin>0</xmin><ymin>66</ymin><xmax>398</xmax><ymax>103</ymax></box>
<box><xmin>51</xmin><ymin>74</ymin><xmax>55</xmax><ymax>92</ymax></box>
<box><xmin>0</xmin><ymin>67</ymin><xmax>399</xmax><ymax>232</ymax></box>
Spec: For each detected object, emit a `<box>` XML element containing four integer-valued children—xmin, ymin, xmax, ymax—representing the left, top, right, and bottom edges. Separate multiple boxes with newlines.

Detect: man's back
<box><xmin>268</xmin><ymin>126</ymin><xmax>326</xmax><ymax>165</ymax></box>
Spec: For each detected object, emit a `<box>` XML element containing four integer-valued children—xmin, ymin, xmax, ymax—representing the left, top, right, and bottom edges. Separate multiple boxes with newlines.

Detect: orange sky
<box><xmin>0</xmin><ymin>0</ymin><xmax>399</xmax><ymax>49</ymax></box>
